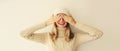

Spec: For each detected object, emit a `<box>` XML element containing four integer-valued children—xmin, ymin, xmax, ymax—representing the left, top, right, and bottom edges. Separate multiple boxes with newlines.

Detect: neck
<box><xmin>57</xmin><ymin>26</ymin><xmax>66</xmax><ymax>29</ymax></box>
<box><xmin>57</xmin><ymin>27</ymin><xmax>66</xmax><ymax>38</ymax></box>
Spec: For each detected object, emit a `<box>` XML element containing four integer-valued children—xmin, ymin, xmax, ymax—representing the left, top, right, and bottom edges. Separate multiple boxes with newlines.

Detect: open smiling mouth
<box><xmin>58</xmin><ymin>22</ymin><xmax>65</xmax><ymax>25</ymax></box>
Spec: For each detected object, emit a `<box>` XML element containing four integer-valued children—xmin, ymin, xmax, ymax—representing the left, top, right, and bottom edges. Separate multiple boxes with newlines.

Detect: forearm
<box><xmin>20</xmin><ymin>22</ymin><xmax>47</xmax><ymax>38</ymax></box>
<box><xmin>74</xmin><ymin>22</ymin><xmax>103</xmax><ymax>37</ymax></box>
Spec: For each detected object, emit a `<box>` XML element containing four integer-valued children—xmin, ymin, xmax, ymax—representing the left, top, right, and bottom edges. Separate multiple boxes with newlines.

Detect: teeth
<box><xmin>58</xmin><ymin>22</ymin><xmax>65</xmax><ymax>25</ymax></box>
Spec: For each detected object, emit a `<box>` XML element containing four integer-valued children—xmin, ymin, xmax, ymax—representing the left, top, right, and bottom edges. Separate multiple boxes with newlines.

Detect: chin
<box><xmin>58</xmin><ymin>25</ymin><xmax>66</xmax><ymax>28</ymax></box>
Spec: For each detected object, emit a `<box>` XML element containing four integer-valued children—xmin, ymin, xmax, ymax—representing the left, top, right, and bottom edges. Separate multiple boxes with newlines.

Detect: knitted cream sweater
<box><xmin>20</xmin><ymin>22</ymin><xmax>103</xmax><ymax>51</ymax></box>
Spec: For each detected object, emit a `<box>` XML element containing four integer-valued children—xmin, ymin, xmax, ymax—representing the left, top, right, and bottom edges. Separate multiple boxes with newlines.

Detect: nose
<box><xmin>59</xmin><ymin>18</ymin><xmax>64</xmax><ymax>22</ymax></box>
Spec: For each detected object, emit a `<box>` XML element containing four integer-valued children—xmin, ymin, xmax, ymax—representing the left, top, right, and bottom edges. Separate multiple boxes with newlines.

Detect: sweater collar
<box><xmin>57</xmin><ymin>27</ymin><xmax>66</xmax><ymax>38</ymax></box>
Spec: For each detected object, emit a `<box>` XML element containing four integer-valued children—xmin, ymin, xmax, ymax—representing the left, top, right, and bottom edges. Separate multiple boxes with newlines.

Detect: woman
<box><xmin>20</xmin><ymin>8</ymin><xmax>103</xmax><ymax>51</ymax></box>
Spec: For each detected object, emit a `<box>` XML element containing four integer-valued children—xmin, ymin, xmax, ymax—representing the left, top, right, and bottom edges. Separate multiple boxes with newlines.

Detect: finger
<box><xmin>63</xmin><ymin>16</ymin><xmax>69</xmax><ymax>22</ymax></box>
<box><xmin>53</xmin><ymin>16</ymin><xmax>59</xmax><ymax>22</ymax></box>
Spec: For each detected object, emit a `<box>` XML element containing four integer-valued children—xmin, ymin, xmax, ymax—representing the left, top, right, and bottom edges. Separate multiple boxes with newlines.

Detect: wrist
<box><xmin>45</xmin><ymin>21</ymin><xmax>48</xmax><ymax>26</ymax></box>
<box><xmin>69</xmin><ymin>19</ymin><xmax>76</xmax><ymax>25</ymax></box>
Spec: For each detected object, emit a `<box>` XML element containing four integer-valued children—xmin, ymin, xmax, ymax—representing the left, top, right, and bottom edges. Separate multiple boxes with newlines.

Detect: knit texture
<box><xmin>20</xmin><ymin>22</ymin><xmax>103</xmax><ymax>51</ymax></box>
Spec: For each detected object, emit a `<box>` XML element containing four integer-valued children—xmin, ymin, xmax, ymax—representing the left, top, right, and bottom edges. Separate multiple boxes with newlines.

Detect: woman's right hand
<box><xmin>45</xmin><ymin>15</ymin><xmax>58</xmax><ymax>25</ymax></box>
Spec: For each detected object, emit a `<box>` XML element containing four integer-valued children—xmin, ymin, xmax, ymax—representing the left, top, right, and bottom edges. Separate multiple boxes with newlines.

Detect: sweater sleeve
<box><xmin>20</xmin><ymin>22</ymin><xmax>48</xmax><ymax>44</ymax></box>
<box><xmin>73</xmin><ymin>22</ymin><xmax>103</xmax><ymax>45</ymax></box>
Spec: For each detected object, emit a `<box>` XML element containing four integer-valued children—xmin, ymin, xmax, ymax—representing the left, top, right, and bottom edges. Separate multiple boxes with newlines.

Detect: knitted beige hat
<box><xmin>53</xmin><ymin>8</ymin><xmax>70</xmax><ymax>16</ymax></box>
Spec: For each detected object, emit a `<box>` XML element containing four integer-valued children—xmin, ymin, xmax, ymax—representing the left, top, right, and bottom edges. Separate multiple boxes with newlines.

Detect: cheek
<box><xmin>64</xmin><ymin>22</ymin><xmax>67</xmax><ymax>26</ymax></box>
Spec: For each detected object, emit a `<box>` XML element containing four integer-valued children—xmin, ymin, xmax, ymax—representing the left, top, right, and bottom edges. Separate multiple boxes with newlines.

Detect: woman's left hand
<box><xmin>64</xmin><ymin>15</ymin><xmax>76</xmax><ymax>25</ymax></box>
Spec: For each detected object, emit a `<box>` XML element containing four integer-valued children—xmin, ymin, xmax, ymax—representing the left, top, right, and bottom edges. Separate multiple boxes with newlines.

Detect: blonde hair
<box><xmin>50</xmin><ymin>22</ymin><xmax>74</xmax><ymax>42</ymax></box>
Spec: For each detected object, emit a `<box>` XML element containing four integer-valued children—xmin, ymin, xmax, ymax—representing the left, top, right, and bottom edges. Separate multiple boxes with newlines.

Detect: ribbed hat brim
<box><xmin>53</xmin><ymin>8</ymin><xmax>70</xmax><ymax>16</ymax></box>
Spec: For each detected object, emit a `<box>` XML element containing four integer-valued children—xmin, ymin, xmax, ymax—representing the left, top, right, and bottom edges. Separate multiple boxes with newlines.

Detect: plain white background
<box><xmin>0</xmin><ymin>0</ymin><xmax>120</xmax><ymax>51</ymax></box>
